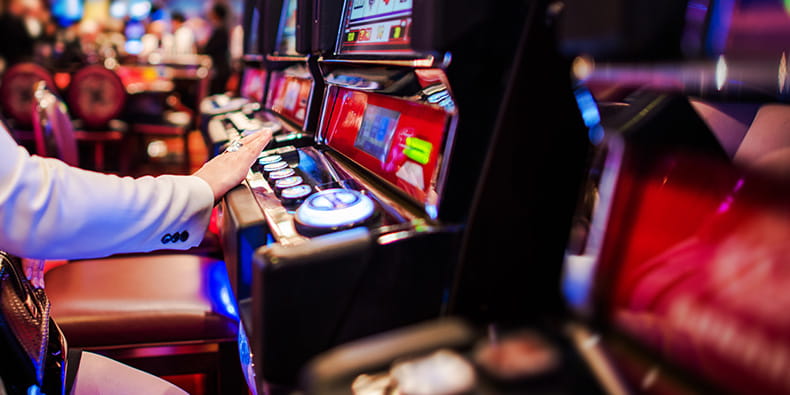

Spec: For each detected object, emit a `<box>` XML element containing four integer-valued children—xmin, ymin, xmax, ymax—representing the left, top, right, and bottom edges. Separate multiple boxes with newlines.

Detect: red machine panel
<box><xmin>323</xmin><ymin>88</ymin><xmax>448</xmax><ymax>205</ymax></box>
<box><xmin>585</xmin><ymin>148</ymin><xmax>790</xmax><ymax>394</ymax></box>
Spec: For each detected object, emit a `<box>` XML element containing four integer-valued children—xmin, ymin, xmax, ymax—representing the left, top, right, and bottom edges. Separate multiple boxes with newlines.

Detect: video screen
<box><xmin>244</xmin><ymin>2</ymin><xmax>262</xmax><ymax>55</ymax></box>
<box><xmin>240</xmin><ymin>67</ymin><xmax>266</xmax><ymax>103</ymax></box>
<box><xmin>337</xmin><ymin>0</ymin><xmax>412</xmax><ymax>54</ymax></box>
<box><xmin>354</xmin><ymin>105</ymin><xmax>401</xmax><ymax>163</ymax></box>
<box><xmin>275</xmin><ymin>0</ymin><xmax>298</xmax><ymax>55</ymax></box>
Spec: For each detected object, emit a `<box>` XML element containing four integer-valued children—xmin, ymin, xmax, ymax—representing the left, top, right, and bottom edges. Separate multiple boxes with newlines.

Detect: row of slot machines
<box><xmin>198</xmin><ymin>0</ymin><xmax>592</xmax><ymax>393</ymax></box>
<box><xmin>202</xmin><ymin>0</ymin><xmax>790</xmax><ymax>394</ymax></box>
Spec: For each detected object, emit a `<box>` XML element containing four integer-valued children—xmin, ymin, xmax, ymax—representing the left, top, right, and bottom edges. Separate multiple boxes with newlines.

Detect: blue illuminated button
<box><xmin>268</xmin><ymin>168</ymin><xmax>296</xmax><ymax>180</ymax></box>
<box><xmin>262</xmin><ymin>161</ymin><xmax>289</xmax><ymax>172</ymax></box>
<box><xmin>295</xmin><ymin>188</ymin><xmax>375</xmax><ymax>229</ymax></box>
<box><xmin>258</xmin><ymin>154</ymin><xmax>282</xmax><ymax>165</ymax></box>
<box><xmin>274</xmin><ymin>175</ymin><xmax>303</xmax><ymax>189</ymax></box>
<box><xmin>281</xmin><ymin>184</ymin><xmax>312</xmax><ymax>199</ymax></box>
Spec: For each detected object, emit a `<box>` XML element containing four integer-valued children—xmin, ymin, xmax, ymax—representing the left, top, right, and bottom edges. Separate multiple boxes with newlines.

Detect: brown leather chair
<box><xmin>66</xmin><ymin>65</ymin><xmax>131</xmax><ymax>173</ymax></box>
<box><xmin>31</xmin><ymin>83</ymin><xmax>246</xmax><ymax>394</ymax></box>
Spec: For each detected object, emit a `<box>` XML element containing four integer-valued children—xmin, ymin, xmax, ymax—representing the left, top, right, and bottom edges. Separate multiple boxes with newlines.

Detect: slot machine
<box><xmin>202</xmin><ymin>0</ymin><xmax>317</xmax><ymax>158</ymax></box>
<box><xmin>239</xmin><ymin>0</ymin><xmax>592</xmax><ymax>392</ymax></box>
<box><xmin>218</xmin><ymin>0</ymin><xmax>324</xmax><ymax>307</ymax></box>
<box><xmin>200</xmin><ymin>0</ymin><xmax>270</xmax><ymax>156</ymax></box>
<box><xmin>298</xmin><ymin>1</ymin><xmax>790</xmax><ymax>394</ymax></box>
<box><xmin>558</xmin><ymin>0</ymin><xmax>790</xmax><ymax>393</ymax></box>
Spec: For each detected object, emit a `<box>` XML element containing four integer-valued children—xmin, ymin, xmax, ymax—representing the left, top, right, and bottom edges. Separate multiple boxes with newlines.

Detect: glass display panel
<box><xmin>240</xmin><ymin>67</ymin><xmax>266</xmax><ymax>103</ymax></box>
<box><xmin>275</xmin><ymin>0</ymin><xmax>298</xmax><ymax>55</ymax></box>
<box><xmin>354</xmin><ymin>105</ymin><xmax>400</xmax><ymax>162</ymax></box>
<box><xmin>266</xmin><ymin>66</ymin><xmax>312</xmax><ymax>125</ymax></box>
<box><xmin>245</xmin><ymin>4</ymin><xmax>262</xmax><ymax>55</ymax></box>
<box><xmin>337</xmin><ymin>0</ymin><xmax>413</xmax><ymax>54</ymax></box>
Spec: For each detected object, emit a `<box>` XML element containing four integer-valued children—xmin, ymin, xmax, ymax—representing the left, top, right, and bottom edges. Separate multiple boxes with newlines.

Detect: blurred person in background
<box><xmin>0</xmin><ymin>0</ymin><xmax>34</xmax><ymax>70</ymax></box>
<box><xmin>200</xmin><ymin>2</ymin><xmax>231</xmax><ymax>95</ymax></box>
<box><xmin>168</xmin><ymin>10</ymin><xmax>196</xmax><ymax>55</ymax></box>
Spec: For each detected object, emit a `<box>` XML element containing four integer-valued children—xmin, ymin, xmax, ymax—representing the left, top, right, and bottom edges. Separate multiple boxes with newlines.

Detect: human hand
<box><xmin>22</xmin><ymin>258</ymin><xmax>46</xmax><ymax>289</ymax></box>
<box><xmin>193</xmin><ymin>130</ymin><xmax>273</xmax><ymax>202</ymax></box>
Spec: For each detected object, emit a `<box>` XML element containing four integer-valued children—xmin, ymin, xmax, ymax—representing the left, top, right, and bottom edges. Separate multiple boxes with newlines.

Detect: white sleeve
<box><xmin>0</xmin><ymin>129</ymin><xmax>215</xmax><ymax>260</ymax></box>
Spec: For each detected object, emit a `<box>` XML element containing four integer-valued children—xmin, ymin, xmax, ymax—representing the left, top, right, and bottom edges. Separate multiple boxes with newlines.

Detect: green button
<box><xmin>403</xmin><ymin>137</ymin><xmax>432</xmax><ymax>165</ymax></box>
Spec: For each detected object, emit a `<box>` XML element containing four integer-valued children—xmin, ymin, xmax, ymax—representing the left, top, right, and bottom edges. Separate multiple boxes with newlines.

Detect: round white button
<box><xmin>268</xmin><ymin>168</ymin><xmax>296</xmax><ymax>180</ymax></box>
<box><xmin>295</xmin><ymin>189</ymin><xmax>375</xmax><ymax>229</ymax></box>
<box><xmin>275</xmin><ymin>176</ymin><xmax>304</xmax><ymax>189</ymax></box>
<box><xmin>262</xmin><ymin>161</ymin><xmax>289</xmax><ymax>172</ymax></box>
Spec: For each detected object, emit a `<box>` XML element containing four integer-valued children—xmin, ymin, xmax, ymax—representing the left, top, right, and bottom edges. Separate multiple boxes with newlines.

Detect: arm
<box><xmin>0</xmin><ymin>127</ymin><xmax>271</xmax><ymax>260</ymax></box>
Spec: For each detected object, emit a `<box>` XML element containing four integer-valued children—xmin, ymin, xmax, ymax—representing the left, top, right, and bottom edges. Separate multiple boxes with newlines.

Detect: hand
<box><xmin>193</xmin><ymin>130</ymin><xmax>273</xmax><ymax>202</ymax></box>
<box><xmin>22</xmin><ymin>258</ymin><xmax>46</xmax><ymax>289</ymax></box>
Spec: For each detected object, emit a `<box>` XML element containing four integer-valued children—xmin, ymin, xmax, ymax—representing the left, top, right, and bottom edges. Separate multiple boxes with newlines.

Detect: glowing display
<box><xmin>266</xmin><ymin>67</ymin><xmax>312</xmax><ymax>125</ymax></box>
<box><xmin>338</xmin><ymin>0</ymin><xmax>413</xmax><ymax>54</ymax></box>
<box><xmin>240</xmin><ymin>68</ymin><xmax>266</xmax><ymax>103</ymax></box>
<box><xmin>354</xmin><ymin>105</ymin><xmax>400</xmax><ymax>162</ymax></box>
<box><xmin>275</xmin><ymin>0</ymin><xmax>298</xmax><ymax>55</ymax></box>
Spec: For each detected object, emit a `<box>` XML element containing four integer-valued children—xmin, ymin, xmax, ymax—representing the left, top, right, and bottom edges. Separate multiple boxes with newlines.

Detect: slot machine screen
<box><xmin>354</xmin><ymin>105</ymin><xmax>400</xmax><ymax>162</ymax></box>
<box><xmin>275</xmin><ymin>0</ymin><xmax>298</xmax><ymax>55</ymax></box>
<box><xmin>244</xmin><ymin>0</ymin><xmax>262</xmax><ymax>55</ymax></box>
<box><xmin>240</xmin><ymin>67</ymin><xmax>266</xmax><ymax>103</ymax></box>
<box><xmin>337</xmin><ymin>0</ymin><xmax>413</xmax><ymax>54</ymax></box>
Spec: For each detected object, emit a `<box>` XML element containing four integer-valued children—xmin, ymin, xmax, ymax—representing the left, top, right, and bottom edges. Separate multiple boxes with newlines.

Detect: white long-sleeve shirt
<box><xmin>0</xmin><ymin>126</ymin><xmax>214</xmax><ymax>259</ymax></box>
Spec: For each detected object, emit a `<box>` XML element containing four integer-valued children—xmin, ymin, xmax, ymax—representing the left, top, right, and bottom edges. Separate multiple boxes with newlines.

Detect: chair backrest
<box><xmin>0</xmin><ymin>63</ymin><xmax>57</xmax><ymax>130</ymax></box>
<box><xmin>31</xmin><ymin>81</ymin><xmax>79</xmax><ymax>166</ymax></box>
<box><xmin>67</xmin><ymin>65</ymin><xmax>127</xmax><ymax>130</ymax></box>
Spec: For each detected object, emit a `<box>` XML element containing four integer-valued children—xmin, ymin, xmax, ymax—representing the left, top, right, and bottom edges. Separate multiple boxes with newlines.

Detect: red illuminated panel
<box><xmin>240</xmin><ymin>67</ymin><xmax>266</xmax><ymax>103</ymax></box>
<box><xmin>597</xmin><ymin>150</ymin><xmax>790</xmax><ymax>394</ymax></box>
<box><xmin>266</xmin><ymin>70</ymin><xmax>312</xmax><ymax>125</ymax></box>
<box><xmin>324</xmin><ymin>88</ymin><xmax>448</xmax><ymax>204</ymax></box>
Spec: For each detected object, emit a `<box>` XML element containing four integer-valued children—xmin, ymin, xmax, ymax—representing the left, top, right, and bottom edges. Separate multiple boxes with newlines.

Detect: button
<box><xmin>269</xmin><ymin>168</ymin><xmax>296</xmax><ymax>180</ymax></box>
<box><xmin>309</xmin><ymin>195</ymin><xmax>334</xmax><ymax>209</ymax></box>
<box><xmin>180</xmin><ymin>231</ymin><xmax>189</xmax><ymax>242</ymax></box>
<box><xmin>281</xmin><ymin>184</ymin><xmax>312</xmax><ymax>199</ymax></box>
<box><xmin>275</xmin><ymin>176</ymin><xmax>303</xmax><ymax>189</ymax></box>
<box><xmin>335</xmin><ymin>190</ymin><xmax>360</xmax><ymax>205</ymax></box>
<box><xmin>258</xmin><ymin>154</ymin><xmax>282</xmax><ymax>165</ymax></box>
<box><xmin>262</xmin><ymin>161</ymin><xmax>289</xmax><ymax>173</ymax></box>
<box><xmin>161</xmin><ymin>233</ymin><xmax>172</xmax><ymax>244</ymax></box>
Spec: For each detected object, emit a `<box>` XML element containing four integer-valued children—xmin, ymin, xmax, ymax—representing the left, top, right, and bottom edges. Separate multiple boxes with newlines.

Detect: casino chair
<box><xmin>127</xmin><ymin>59</ymin><xmax>212</xmax><ymax>175</ymax></box>
<box><xmin>65</xmin><ymin>64</ymin><xmax>132</xmax><ymax>173</ymax></box>
<box><xmin>30</xmin><ymin>82</ymin><xmax>247</xmax><ymax>395</ymax></box>
<box><xmin>0</xmin><ymin>62</ymin><xmax>57</xmax><ymax>152</ymax></box>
